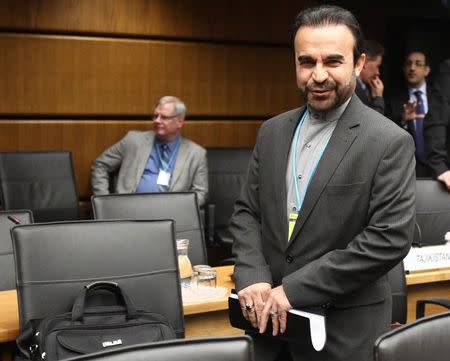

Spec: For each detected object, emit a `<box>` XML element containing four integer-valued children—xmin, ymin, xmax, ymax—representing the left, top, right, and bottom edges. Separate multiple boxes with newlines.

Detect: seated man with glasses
<box><xmin>387</xmin><ymin>50</ymin><xmax>450</xmax><ymax>184</ymax></box>
<box><xmin>91</xmin><ymin>96</ymin><xmax>208</xmax><ymax>205</ymax></box>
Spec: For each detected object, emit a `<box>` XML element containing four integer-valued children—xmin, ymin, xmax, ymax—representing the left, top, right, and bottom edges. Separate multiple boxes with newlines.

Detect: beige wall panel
<box><xmin>148</xmin><ymin>41</ymin><xmax>300</xmax><ymax>116</ymax></box>
<box><xmin>0</xmin><ymin>120</ymin><xmax>262</xmax><ymax>199</ymax></box>
<box><xmin>0</xmin><ymin>34</ymin><xmax>151</xmax><ymax>115</ymax></box>
<box><xmin>0</xmin><ymin>34</ymin><xmax>301</xmax><ymax>116</ymax></box>
<box><xmin>0</xmin><ymin>0</ymin><xmax>316</xmax><ymax>44</ymax></box>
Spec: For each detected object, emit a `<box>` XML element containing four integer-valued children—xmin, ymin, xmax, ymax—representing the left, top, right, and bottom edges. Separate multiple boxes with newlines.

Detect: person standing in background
<box><xmin>387</xmin><ymin>51</ymin><xmax>450</xmax><ymax>186</ymax></box>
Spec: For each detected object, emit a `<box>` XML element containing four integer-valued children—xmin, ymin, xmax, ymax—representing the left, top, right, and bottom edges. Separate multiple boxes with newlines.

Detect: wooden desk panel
<box><xmin>185</xmin><ymin>311</ymin><xmax>243</xmax><ymax>338</ymax></box>
<box><xmin>405</xmin><ymin>268</ymin><xmax>450</xmax><ymax>322</ymax></box>
<box><xmin>406</xmin><ymin>268</ymin><xmax>450</xmax><ymax>285</ymax></box>
<box><xmin>0</xmin><ymin>290</ymin><xmax>18</xmax><ymax>344</ymax></box>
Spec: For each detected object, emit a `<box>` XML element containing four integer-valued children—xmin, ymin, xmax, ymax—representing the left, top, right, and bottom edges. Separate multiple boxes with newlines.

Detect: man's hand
<box><xmin>437</xmin><ymin>170</ymin><xmax>450</xmax><ymax>190</ymax></box>
<box><xmin>237</xmin><ymin>283</ymin><xmax>271</xmax><ymax>328</ymax></box>
<box><xmin>402</xmin><ymin>101</ymin><xmax>425</xmax><ymax>122</ymax></box>
<box><xmin>369</xmin><ymin>75</ymin><xmax>384</xmax><ymax>98</ymax></box>
<box><xmin>259</xmin><ymin>285</ymin><xmax>293</xmax><ymax>336</ymax></box>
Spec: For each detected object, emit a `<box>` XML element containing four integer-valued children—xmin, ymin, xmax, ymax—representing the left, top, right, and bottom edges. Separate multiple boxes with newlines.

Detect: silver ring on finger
<box><xmin>270</xmin><ymin>310</ymin><xmax>279</xmax><ymax>317</ymax></box>
<box><xmin>245</xmin><ymin>303</ymin><xmax>254</xmax><ymax>311</ymax></box>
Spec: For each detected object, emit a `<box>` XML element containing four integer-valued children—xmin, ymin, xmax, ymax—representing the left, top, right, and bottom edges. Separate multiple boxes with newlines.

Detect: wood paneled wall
<box><xmin>0</xmin><ymin>34</ymin><xmax>299</xmax><ymax>116</ymax></box>
<box><xmin>0</xmin><ymin>0</ymin><xmax>316</xmax><ymax>203</ymax></box>
<box><xmin>0</xmin><ymin>0</ymin><xmax>315</xmax><ymax>43</ymax></box>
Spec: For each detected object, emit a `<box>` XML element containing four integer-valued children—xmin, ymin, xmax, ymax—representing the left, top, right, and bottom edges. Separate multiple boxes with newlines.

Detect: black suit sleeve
<box><xmin>355</xmin><ymin>83</ymin><xmax>385</xmax><ymax>115</ymax></box>
<box><xmin>424</xmin><ymin>88</ymin><xmax>450</xmax><ymax>177</ymax></box>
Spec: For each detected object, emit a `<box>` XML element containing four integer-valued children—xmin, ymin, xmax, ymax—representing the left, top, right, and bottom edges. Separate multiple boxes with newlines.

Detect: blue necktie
<box><xmin>159</xmin><ymin>144</ymin><xmax>170</xmax><ymax>192</ymax></box>
<box><xmin>161</xmin><ymin>143</ymin><xmax>170</xmax><ymax>165</ymax></box>
<box><xmin>414</xmin><ymin>90</ymin><xmax>426</xmax><ymax>164</ymax></box>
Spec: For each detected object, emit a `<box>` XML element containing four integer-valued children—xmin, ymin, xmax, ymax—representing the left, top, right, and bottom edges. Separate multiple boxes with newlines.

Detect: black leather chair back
<box><xmin>374</xmin><ymin>312</ymin><xmax>450</xmax><ymax>361</ymax></box>
<box><xmin>387</xmin><ymin>261</ymin><xmax>407</xmax><ymax>324</ymax></box>
<box><xmin>11</xmin><ymin>220</ymin><xmax>184</xmax><ymax>337</ymax></box>
<box><xmin>65</xmin><ymin>336</ymin><xmax>254</xmax><ymax>361</ymax></box>
<box><xmin>415</xmin><ymin>179</ymin><xmax>450</xmax><ymax>246</ymax></box>
<box><xmin>207</xmin><ymin>148</ymin><xmax>252</xmax><ymax>230</ymax></box>
<box><xmin>91</xmin><ymin>192</ymin><xmax>207</xmax><ymax>265</ymax></box>
<box><xmin>0</xmin><ymin>151</ymin><xmax>80</xmax><ymax>222</ymax></box>
<box><xmin>206</xmin><ymin>148</ymin><xmax>252</xmax><ymax>251</ymax></box>
<box><xmin>0</xmin><ymin>210</ymin><xmax>33</xmax><ymax>290</ymax></box>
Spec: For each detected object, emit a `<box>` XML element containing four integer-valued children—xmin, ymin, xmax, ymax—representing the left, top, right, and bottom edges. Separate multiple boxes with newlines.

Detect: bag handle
<box><xmin>71</xmin><ymin>281</ymin><xmax>138</xmax><ymax>322</ymax></box>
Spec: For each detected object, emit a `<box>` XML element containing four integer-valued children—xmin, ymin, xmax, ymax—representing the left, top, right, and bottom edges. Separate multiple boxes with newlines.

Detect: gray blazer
<box><xmin>230</xmin><ymin>95</ymin><xmax>416</xmax><ymax>360</ymax></box>
<box><xmin>91</xmin><ymin>130</ymin><xmax>208</xmax><ymax>206</ymax></box>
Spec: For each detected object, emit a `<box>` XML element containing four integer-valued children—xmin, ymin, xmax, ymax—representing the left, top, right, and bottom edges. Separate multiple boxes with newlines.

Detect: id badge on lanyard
<box><xmin>288</xmin><ymin>212</ymin><xmax>298</xmax><ymax>240</ymax></box>
<box><xmin>157</xmin><ymin>169</ymin><xmax>171</xmax><ymax>187</ymax></box>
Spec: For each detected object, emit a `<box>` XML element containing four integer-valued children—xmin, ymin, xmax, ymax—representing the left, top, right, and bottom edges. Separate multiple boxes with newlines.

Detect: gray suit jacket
<box><xmin>230</xmin><ymin>95</ymin><xmax>416</xmax><ymax>360</ymax></box>
<box><xmin>91</xmin><ymin>130</ymin><xmax>208</xmax><ymax>206</ymax></box>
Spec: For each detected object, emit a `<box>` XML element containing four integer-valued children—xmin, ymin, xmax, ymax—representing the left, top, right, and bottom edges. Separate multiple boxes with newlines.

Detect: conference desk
<box><xmin>183</xmin><ymin>265</ymin><xmax>243</xmax><ymax>338</ymax></box>
<box><xmin>2</xmin><ymin>266</ymin><xmax>450</xmax><ymax>351</ymax></box>
<box><xmin>405</xmin><ymin>267</ymin><xmax>450</xmax><ymax>322</ymax></box>
<box><xmin>0</xmin><ymin>266</ymin><xmax>241</xmax><ymax>345</ymax></box>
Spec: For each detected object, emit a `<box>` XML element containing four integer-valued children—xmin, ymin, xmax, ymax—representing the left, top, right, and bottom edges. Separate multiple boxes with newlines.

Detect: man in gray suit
<box><xmin>230</xmin><ymin>5</ymin><xmax>415</xmax><ymax>361</ymax></box>
<box><xmin>91</xmin><ymin>96</ymin><xmax>208</xmax><ymax>206</ymax></box>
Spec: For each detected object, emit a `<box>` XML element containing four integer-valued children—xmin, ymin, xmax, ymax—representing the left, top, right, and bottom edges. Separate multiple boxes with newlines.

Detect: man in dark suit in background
<box><xmin>355</xmin><ymin>39</ymin><xmax>385</xmax><ymax>114</ymax></box>
<box><xmin>436</xmin><ymin>58</ymin><xmax>450</xmax><ymax>105</ymax></box>
<box><xmin>386</xmin><ymin>51</ymin><xmax>450</xmax><ymax>187</ymax></box>
<box><xmin>230</xmin><ymin>5</ymin><xmax>415</xmax><ymax>361</ymax></box>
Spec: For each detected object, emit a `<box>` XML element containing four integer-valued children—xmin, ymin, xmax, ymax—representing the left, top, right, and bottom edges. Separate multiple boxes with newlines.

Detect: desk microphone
<box><xmin>7</xmin><ymin>215</ymin><xmax>21</xmax><ymax>224</ymax></box>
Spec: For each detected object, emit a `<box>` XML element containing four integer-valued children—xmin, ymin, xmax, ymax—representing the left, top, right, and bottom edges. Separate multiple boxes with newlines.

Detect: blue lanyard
<box><xmin>292</xmin><ymin>110</ymin><xmax>332</xmax><ymax>213</ymax></box>
<box><xmin>155</xmin><ymin>138</ymin><xmax>181</xmax><ymax>172</ymax></box>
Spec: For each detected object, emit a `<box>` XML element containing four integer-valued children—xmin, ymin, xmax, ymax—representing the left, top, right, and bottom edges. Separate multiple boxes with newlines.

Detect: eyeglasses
<box><xmin>152</xmin><ymin>113</ymin><xmax>179</xmax><ymax>121</ymax></box>
<box><xmin>404</xmin><ymin>60</ymin><xmax>427</xmax><ymax>68</ymax></box>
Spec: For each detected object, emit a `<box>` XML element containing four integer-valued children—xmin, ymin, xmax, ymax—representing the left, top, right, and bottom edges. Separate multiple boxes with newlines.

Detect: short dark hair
<box><xmin>362</xmin><ymin>39</ymin><xmax>384</xmax><ymax>59</ymax></box>
<box><xmin>291</xmin><ymin>5</ymin><xmax>364</xmax><ymax>62</ymax></box>
<box><xmin>405</xmin><ymin>49</ymin><xmax>429</xmax><ymax>66</ymax></box>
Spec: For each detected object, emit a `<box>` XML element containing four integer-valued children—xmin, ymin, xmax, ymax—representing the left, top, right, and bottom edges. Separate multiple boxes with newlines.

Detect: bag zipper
<box><xmin>37</xmin><ymin>315</ymin><xmax>171</xmax><ymax>359</ymax></box>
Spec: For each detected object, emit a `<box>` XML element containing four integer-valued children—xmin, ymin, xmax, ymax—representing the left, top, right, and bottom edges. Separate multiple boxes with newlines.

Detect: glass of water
<box><xmin>196</xmin><ymin>268</ymin><xmax>217</xmax><ymax>288</ymax></box>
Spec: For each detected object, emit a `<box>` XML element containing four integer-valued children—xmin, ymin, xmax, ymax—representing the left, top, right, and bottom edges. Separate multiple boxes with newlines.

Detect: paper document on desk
<box><xmin>228</xmin><ymin>292</ymin><xmax>326</xmax><ymax>351</ymax></box>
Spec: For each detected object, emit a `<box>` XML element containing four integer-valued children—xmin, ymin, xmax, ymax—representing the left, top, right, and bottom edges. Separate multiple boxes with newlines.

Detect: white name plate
<box><xmin>404</xmin><ymin>243</ymin><xmax>450</xmax><ymax>272</ymax></box>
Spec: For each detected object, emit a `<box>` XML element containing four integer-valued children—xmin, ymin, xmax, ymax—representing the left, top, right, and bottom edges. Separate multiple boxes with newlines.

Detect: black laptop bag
<box><xmin>16</xmin><ymin>281</ymin><xmax>176</xmax><ymax>360</ymax></box>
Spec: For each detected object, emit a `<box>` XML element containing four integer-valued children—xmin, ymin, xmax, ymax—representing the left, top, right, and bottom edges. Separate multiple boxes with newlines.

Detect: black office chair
<box><xmin>374</xmin><ymin>311</ymin><xmax>450</xmax><ymax>361</ymax></box>
<box><xmin>414</xmin><ymin>178</ymin><xmax>450</xmax><ymax>246</ymax></box>
<box><xmin>206</xmin><ymin>148</ymin><xmax>252</xmax><ymax>264</ymax></box>
<box><xmin>11</xmin><ymin>220</ymin><xmax>184</xmax><ymax>338</ymax></box>
<box><xmin>387</xmin><ymin>260</ymin><xmax>450</xmax><ymax>323</ymax></box>
<box><xmin>387</xmin><ymin>261</ymin><xmax>408</xmax><ymax>325</ymax></box>
<box><xmin>65</xmin><ymin>336</ymin><xmax>255</xmax><ymax>361</ymax></box>
<box><xmin>91</xmin><ymin>192</ymin><xmax>207</xmax><ymax>266</ymax></box>
<box><xmin>0</xmin><ymin>209</ymin><xmax>33</xmax><ymax>291</ymax></box>
<box><xmin>0</xmin><ymin>151</ymin><xmax>80</xmax><ymax>222</ymax></box>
